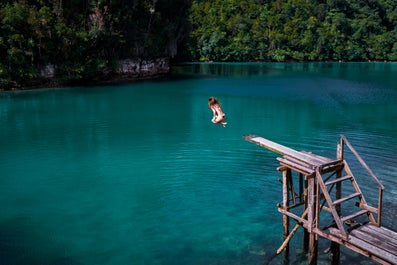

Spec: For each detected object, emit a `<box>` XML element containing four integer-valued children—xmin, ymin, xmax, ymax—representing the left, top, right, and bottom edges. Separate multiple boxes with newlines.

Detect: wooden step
<box><xmin>332</xmin><ymin>192</ymin><xmax>361</xmax><ymax>205</ymax></box>
<box><xmin>341</xmin><ymin>209</ymin><xmax>369</xmax><ymax>223</ymax></box>
<box><xmin>325</xmin><ymin>175</ymin><xmax>352</xmax><ymax>186</ymax></box>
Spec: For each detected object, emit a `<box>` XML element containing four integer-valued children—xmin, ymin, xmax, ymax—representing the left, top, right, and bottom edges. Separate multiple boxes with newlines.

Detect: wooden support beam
<box><xmin>288</xmin><ymin>171</ymin><xmax>297</xmax><ymax>205</ymax></box>
<box><xmin>278</xmin><ymin>208</ymin><xmax>307</xmax><ymax>224</ymax></box>
<box><xmin>330</xmin><ymin>241</ymin><xmax>340</xmax><ymax>265</ymax></box>
<box><xmin>264</xmin><ymin>209</ymin><xmax>310</xmax><ymax>265</ymax></box>
<box><xmin>307</xmin><ymin>177</ymin><xmax>318</xmax><ymax>264</ymax></box>
<box><xmin>331</xmin><ymin>162</ymin><xmax>342</xmax><ymax>265</ymax></box>
<box><xmin>299</xmin><ymin>173</ymin><xmax>304</xmax><ymax>203</ymax></box>
<box><xmin>278</xmin><ymin>223</ymin><xmax>301</xmax><ymax>254</ymax></box>
<box><xmin>282</xmin><ymin>169</ymin><xmax>291</xmax><ymax>261</ymax></box>
<box><xmin>308</xmin><ymin>233</ymin><xmax>318</xmax><ymax>265</ymax></box>
<box><xmin>277</xmin><ymin>209</ymin><xmax>309</xmax><ymax>254</ymax></box>
<box><xmin>303</xmin><ymin>176</ymin><xmax>309</xmax><ymax>252</ymax></box>
<box><xmin>316</xmin><ymin>168</ymin><xmax>347</xmax><ymax>238</ymax></box>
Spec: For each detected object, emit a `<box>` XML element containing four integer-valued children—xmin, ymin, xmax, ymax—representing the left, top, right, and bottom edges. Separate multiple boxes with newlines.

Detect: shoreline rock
<box><xmin>1</xmin><ymin>58</ymin><xmax>170</xmax><ymax>92</ymax></box>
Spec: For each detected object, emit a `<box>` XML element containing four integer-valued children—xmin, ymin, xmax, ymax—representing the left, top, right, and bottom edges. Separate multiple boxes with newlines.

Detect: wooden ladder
<box><xmin>315</xmin><ymin>160</ymin><xmax>376</xmax><ymax>238</ymax></box>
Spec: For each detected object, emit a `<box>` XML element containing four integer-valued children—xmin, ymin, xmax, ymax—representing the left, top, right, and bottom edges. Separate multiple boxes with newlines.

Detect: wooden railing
<box><xmin>339</xmin><ymin>135</ymin><xmax>384</xmax><ymax>226</ymax></box>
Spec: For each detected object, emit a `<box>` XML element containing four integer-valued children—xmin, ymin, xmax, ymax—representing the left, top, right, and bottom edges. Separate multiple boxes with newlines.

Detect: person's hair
<box><xmin>208</xmin><ymin>96</ymin><xmax>221</xmax><ymax>108</ymax></box>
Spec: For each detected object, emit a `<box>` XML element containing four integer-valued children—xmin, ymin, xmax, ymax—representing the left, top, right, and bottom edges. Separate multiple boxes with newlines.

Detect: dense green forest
<box><xmin>189</xmin><ymin>0</ymin><xmax>397</xmax><ymax>61</ymax></box>
<box><xmin>0</xmin><ymin>0</ymin><xmax>191</xmax><ymax>88</ymax></box>
<box><xmin>1</xmin><ymin>0</ymin><xmax>396</xmax><ymax>89</ymax></box>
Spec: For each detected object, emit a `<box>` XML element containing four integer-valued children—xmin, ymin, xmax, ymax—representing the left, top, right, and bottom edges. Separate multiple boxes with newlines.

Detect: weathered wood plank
<box><xmin>325</xmin><ymin>175</ymin><xmax>352</xmax><ymax>186</ymax></box>
<box><xmin>351</xmin><ymin>226</ymin><xmax>397</xmax><ymax>250</ymax></box>
<box><xmin>356</xmin><ymin>203</ymin><xmax>378</xmax><ymax>214</ymax></box>
<box><xmin>361</xmin><ymin>224</ymin><xmax>397</xmax><ymax>242</ymax></box>
<box><xmin>340</xmin><ymin>210</ymin><xmax>368</xmax><ymax>223</ymax></box>
<box><xmin>244</xmin><ymin>135</ymin><xmax>325</xmax><ymax>166</ymax></box>
<box><xmin>319</xmin><ymin>160</ymin><xmax>344</xmax><ymax>173</ymax></box>
<box><xmin>332</xmin><ymin>192</ymin><xmax>361</xmax><ymax>206</ymax></box>
<box><xmin>277</xmin><ymin>157</ymin><xmax>315</xmax><ymax>176</ymax></box>
<box><xmin>284</xmin><ymin>155</ymin><xmax>317</xmax><ymax>169</ymax></box>
<box><xmin>278</xmin><ymin>156</ymin><xmax>316</xmax><ymax>174</ymax></box>
<box><xmin>328</xmin><ymin>227</ymin><xmax>397</xmax><ymax>264</ymax></box>
<box><xmin>347</xmin><ymin>233</ymin><xmax>397</xmax><ymax>264</ymax></box>
<box><xmin>301</xmin><ymin>151</ymin><xmax>333</xmax><ymax>163</ymax></box>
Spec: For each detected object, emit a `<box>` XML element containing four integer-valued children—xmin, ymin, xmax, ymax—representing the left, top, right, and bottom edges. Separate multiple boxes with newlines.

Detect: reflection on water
<box><xmin>0</xmin><ymin>63</ymin><xmax>396</xmax><ymax>265</ymax></box>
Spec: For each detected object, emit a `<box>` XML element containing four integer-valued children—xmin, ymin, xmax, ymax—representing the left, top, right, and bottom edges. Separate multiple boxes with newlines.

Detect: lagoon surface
<box><xmin>1</xmin><ymin>63</ymin><xmax>397</xmax><ymax>265</ymax></box>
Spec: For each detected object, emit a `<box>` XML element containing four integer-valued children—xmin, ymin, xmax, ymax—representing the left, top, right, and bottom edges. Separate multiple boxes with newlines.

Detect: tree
<box><xmin>0</xmin><ymin>0</ymin><xmax>192</xmax><ymax>88</ymax></box>
<box><xmin>188</xmin><ymin>0</ymin><xmax>397</xmax><ymax>62</ymax></box>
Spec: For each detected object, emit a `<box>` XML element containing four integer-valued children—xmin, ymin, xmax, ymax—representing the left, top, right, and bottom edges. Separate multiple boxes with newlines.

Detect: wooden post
<box><xmin>303</xmin><ymin>175</ymin><xmax>309</xmax><ymax>252</ymax></box>
<box><xmin>299</xmin><ymin>173</ymin><xmax>303</xmax><ymax>203</ymax></box>
<box><xmin>307</xmin><ymin>177</ymin><xmax>318</xmax><ymax>265</ymax></box>
<box><xmin>282</xmin><ymin>169</ymin><xmax>291</xmax><ymax>262</ymax></box>
<box><xmin>289</xmin><ymin>174</ymin><xmax>296</xmax><ymax>205</ymax></box>
<box><xmin>309</xmin><ymin>232</ymin><xmax>318</xmax><ymax>265</ymax></box>
<box><xmin>330</xmin><ymin>142</ymin><xmax>343</xmax><ymax>264</ymax></box>
<box><xmin>338</xmin><ymin>137</ymin><xmax>344</xmax><ymax>161</ymax></box>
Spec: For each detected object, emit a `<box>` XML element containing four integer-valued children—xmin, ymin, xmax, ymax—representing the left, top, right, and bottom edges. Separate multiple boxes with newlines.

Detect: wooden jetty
<box><xmin>243</xmin><ymin>134</ymin><xmax>397</xmax><ymax>265</ymax></box>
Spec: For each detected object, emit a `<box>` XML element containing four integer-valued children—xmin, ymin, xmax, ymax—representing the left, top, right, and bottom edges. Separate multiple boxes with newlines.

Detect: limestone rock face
<box><xmin>31</xmin><ymin>57</ymin><xmax>171</xmax><ymax>89</ymax></box>
<box><xmin>116</xmin><ymin>58</ymin><xmax>170</xmax><ymax>77</ymax></box>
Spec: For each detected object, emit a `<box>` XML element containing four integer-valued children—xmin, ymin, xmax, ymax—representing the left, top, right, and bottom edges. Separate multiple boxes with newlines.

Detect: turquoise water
<box><xmin>0</xmin><ymin>62</ymin><xmax>396</xmax><ymax>265</ymax></box>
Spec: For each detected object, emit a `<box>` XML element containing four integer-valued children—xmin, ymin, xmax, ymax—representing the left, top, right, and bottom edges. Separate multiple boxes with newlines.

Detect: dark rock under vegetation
<box><xmin>1</xmin><ymin>58</ymin><xmax>170</xmax><ymax>91</ymax></box>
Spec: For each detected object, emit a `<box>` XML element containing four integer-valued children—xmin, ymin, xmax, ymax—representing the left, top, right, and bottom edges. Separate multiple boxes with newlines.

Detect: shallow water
<box><xmin>0</xmin><ymin>62</ymin><xmax>396</xmax><ymax>265</ymax></box>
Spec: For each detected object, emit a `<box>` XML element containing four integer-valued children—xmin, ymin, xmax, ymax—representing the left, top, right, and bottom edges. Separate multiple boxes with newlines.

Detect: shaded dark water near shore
<box><xmin>0</xmin><ymin>62</ymin><xmax>396</xmax><ymax>264</ymax></box>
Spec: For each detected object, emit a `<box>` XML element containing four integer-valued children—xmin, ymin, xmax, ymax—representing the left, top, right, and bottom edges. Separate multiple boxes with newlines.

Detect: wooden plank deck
<box><xmin>244</xmin><ymin>134</ymin><xmax>328</xmax><ymax>165</ymax></box>
<box><xmin>244</xmin><ymin>134</ymin><xmax>342</xmax><ymax>176</ymax></box>
<box><xmin>330</xmin><ymin>224</ymin><xmax>397</xmax><ymax>264</ymax></box>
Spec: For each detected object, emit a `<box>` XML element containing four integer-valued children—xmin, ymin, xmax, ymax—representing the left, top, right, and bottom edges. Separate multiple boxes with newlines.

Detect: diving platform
<box><xmin>243</xmin><ymin>134</ymin><xmax>397</xmax><ymax>265</ymax></box>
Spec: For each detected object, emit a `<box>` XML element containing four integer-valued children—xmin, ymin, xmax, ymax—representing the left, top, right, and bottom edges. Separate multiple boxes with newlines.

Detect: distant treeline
<box><xmin>189</xmin><ymin>0</ymin><xmax>397</xmax><ymax>62</ymax></box>
<box><xmin>1</xmin><ymin>0</ymin><xmax>396</xmax><ymax>89</ymax></box>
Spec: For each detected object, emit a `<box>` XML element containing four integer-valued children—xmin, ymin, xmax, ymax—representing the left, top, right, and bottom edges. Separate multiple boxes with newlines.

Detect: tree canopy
<box><xmin>188</xmin><ymin>0</ymin><xmax>397</xmax><ymax>62</ymax></box>
<box><xmin>0</xmin><ymin>0</ymin><xmax>191</xmax><ymax>88</ymax></box>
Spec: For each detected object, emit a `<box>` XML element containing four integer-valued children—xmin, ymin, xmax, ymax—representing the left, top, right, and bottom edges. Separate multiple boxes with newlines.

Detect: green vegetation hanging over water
<box><xmin>1</xmin><ymin>0</ymin><xmax>396</xmax><ymax>89</ymax></box>
<box><xmin>189</xmin><ymin>0</ymin><xmax>397</xmax><ymax>62</ymax></box>
<box><xmin>0</xmin><ymin>0</ymin><xmax>191</xmax><ymax>89</ymax></box>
